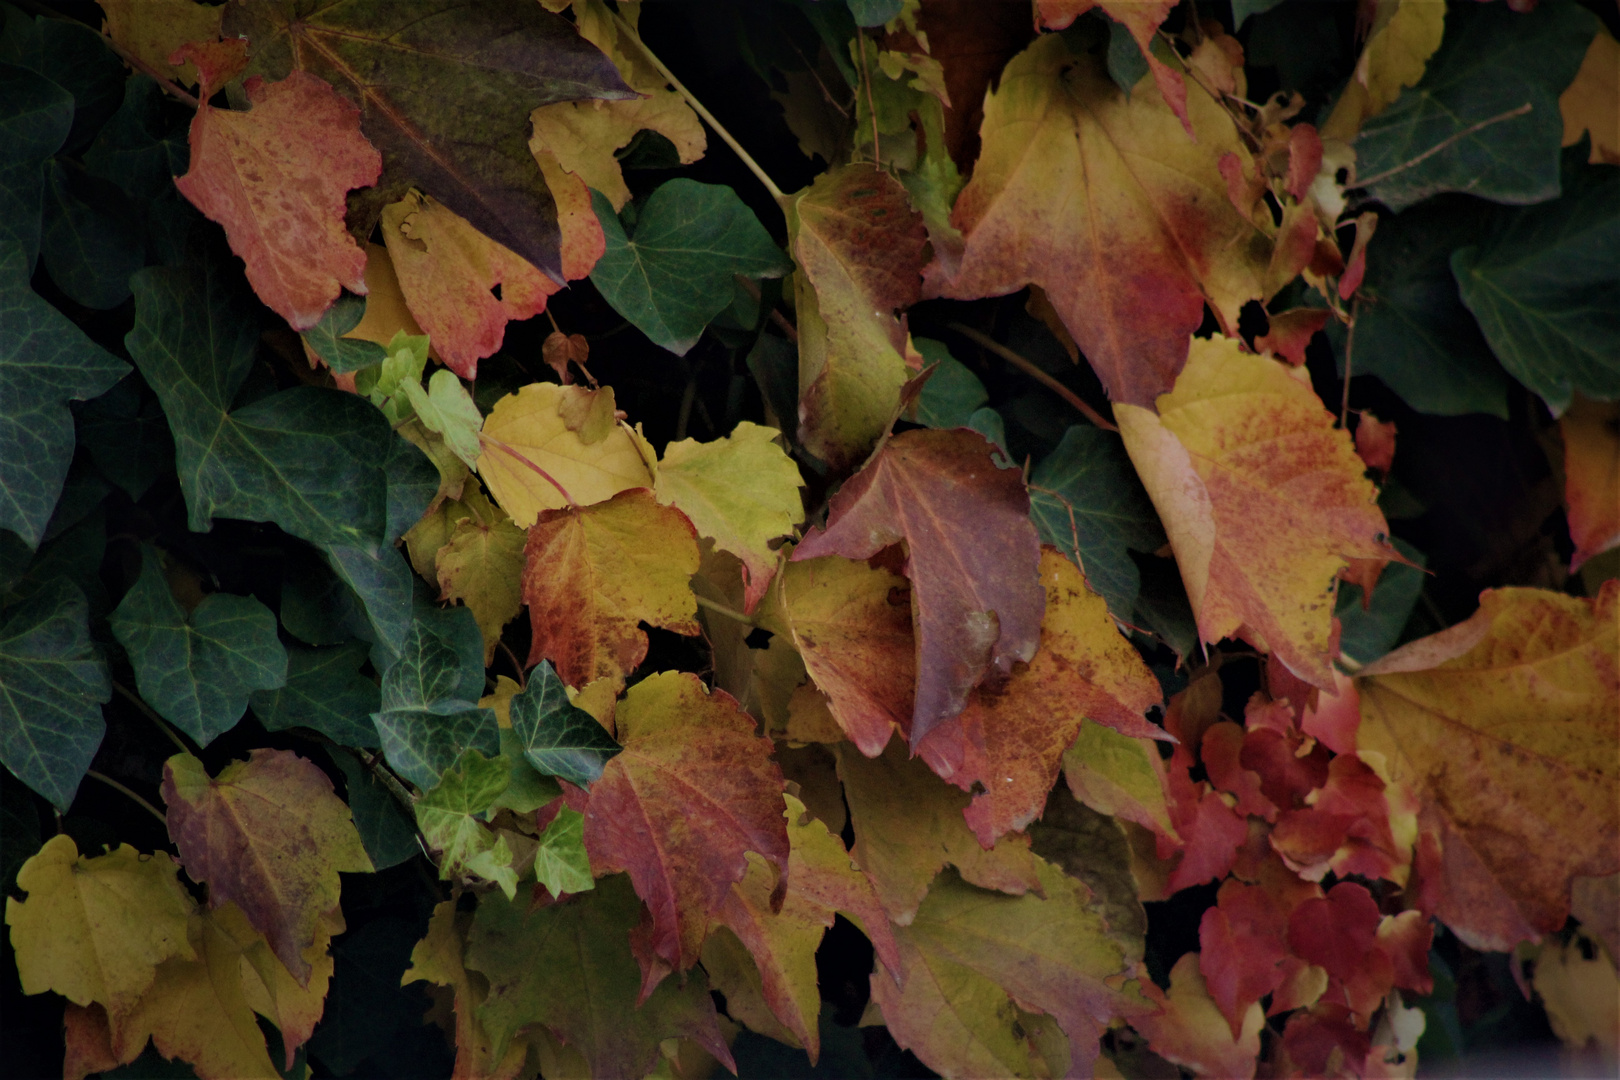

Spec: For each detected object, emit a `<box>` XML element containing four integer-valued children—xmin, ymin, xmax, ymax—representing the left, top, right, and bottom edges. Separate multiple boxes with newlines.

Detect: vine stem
<box><xmin>1340</xmin><ymin>301</ymin><xmax>1358</xmax><ymax>429</ymax></box>
<box><xmin>1353</xmin><ymin>103</ymin><xmax>1533</xmax><ymax>189</ymax></box>
<box><xmin>113</xmin><ymin>682</ymin><xmax>192</xmax><ymax>754</ymax></box>
<box><xmin>609</xmin><ymin>10</ymin><xmax>789</xmax><ymax>206</ymax></box>
<box><xmin>478</xmin><ymin>433</ymin><xmax>577</xmax><ymax>507</ymax></box>
<box><xmin>948</xmin><ymin>323</ymin><xmax>1119</xmax><ymax>433</ymax></box>
<box><xmin>86</xmin><ymin>770</ymin><xmax>168</xmax><ymax>827</ymax></box>
<box><xmin>695</xmin><ymin>594</ymin><xmax>756</xmax><ymax>628</ymax></box>
<box><xmin>856</xmin><ymin>29</ymin><xmax>880</xmax><ymax>168</ymax></box>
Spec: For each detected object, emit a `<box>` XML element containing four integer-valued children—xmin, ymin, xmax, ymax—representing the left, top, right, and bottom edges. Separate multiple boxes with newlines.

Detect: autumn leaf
<box><xmin>1117</xmin><ymin>336</ymin><xmax>1393</xmax><ymax>689</ymax></box>
<box><xmin>161</xmin><ymin>749</ymin><xmax>371</xmax><ymax>983</ymax></box>
<box><xmin>791</xmin><ymin>164</ymin><xmax>927</xmax><ymax>469</ymax></box>
<box><xmin>433</xmin><ymin>487</ymin><xmax>525</xmax><ymax>664</ymax></box>
<box><xmin>1560</xmin><ymin>396</ymin><xmax>1620</xmax><ymax>570</ymax></box>
<box><xmin>173</xmin><ymin>70</ymin><xmax>379</xmax><ymax>330</ymax></box>
<box><xmin>1033</xmin><ymin>1</ymin><xmax>1188</xmax><ymax>132</ymax></box>
<box><xmin>99</xmin><ymin>0</ymin><xmax>222</xmax><ymax>86</ymax></box>
<box><xmin>576</xmin><ymin>672</ymin><xmax>787</xmax><ymax>988</ymax></box>
<box><xmin>1561</xmin><ymin>27</ymin><xmax>1620</xmax><ymax>164</ymax></box>
<box><xmin>1318</xmin><ymin>0</ymin><xmax>1445</xmax><ymax>139</ymax></box>
<box><xmin>1132</xmin><ymin>952</ymin><xmax>1265</xmax><ymax>1080</ymax></box>
<box><xmin>522</xmin><ymin>488</ymin><xmax>700</xmax><ymax>688</ymax></box>
<box><xmin>400</xmin><ymin>901</ymin><xmax>527</xmax><ymax>1080</ymax></box>
<box><xmin>929</xmin><ymin>33</ymin><xmax>1273</xmax><ymax>407</ymax></box>
<box><xmin>793</xmin><ymin>428</ymin><xmax>1044</xmax><ymax>743</ymax></box>
<box><xmin>1063</xmin><ymin>719</ymin><xmax>1179</xmax><ymax>844</ymax></box>
<box><xmin>916</xmin><ymin>548</ymin><xmax>1164</xmax><ymax>847</ymax></box>
<box><xmin>654</xmin><ymin>422</ymin><xmax>803</xmax><ymax>612</ymax></box>
<box><xmin>1353</xmin><ymin>582</ymin><xmax>1619</xmax><ymax>949</ymax></box>
<box><xmin>478</xmin><ymin>381</ymin><xmax>655</xmax><ymax>527</ymax></box>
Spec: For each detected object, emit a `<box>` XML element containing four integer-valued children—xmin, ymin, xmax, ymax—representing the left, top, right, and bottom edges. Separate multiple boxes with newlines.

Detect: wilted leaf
<box><xmin>929</xmin><ymin>33</ymin><xmax>1272</xmax><ymax>408</ymax></box>
<box><xmin>792</xmin><ymin>164</ymin><xmax>927</xmax><ymax>468</ymax></box>
<box><xmin>579</xmin><ymin>672</ymin><xmax>787</xmax><ymax>984</ymax></box>
<box><xmin>1132</xmin><ymin>953</ymin><xmax>1264</xmax><ymax>1080</ymax></box>
<box><xmin>655</xmin><ymin>422</ymin><xmax>803</xmax><ymax>612</ymax></box>
<box><xmin>793</xmin><ymin>428</ymin><xmax>1044</xmax><ymax>744</ymax></box>
<box><xmin>522</xmin><ymin>488</ymin><xmax>700</xmax><ymax>688</ymax></box>
<box><xmin>1355</xmin><ymin>582</ymin><xmax>1619</xmax><ymax>949</ymax></box>
<box><xmin>479</xmin><ymin>381</ymin><xmax>655</xmax><ymax>527</ymax></box>
<box><xmin>435</xmin><ymin>490</ymin><xmax>525</xmax><ymax>664</ymax></box>
<box><xmin>507</xmin><ymin>660</ymin><xmax>621</xmax><ymax>788</ymax></box>
<box><xmin>109</xmin><ymin>545</ymin><xmax>288</xmax><ymax>747</ymax></box>
<box><xmin>162</xmin><ymin>748</ymin><xmax>371</xmax><ymax>982</ymax></box>
<box><xmin>1560</xmin><ymin>397</ymin><xmax>1620</xmax><ymax>571</ymax></box>
<box><xmin>174</xmin><ymin>71</ymin><xmax>380</xmax><ymax>329</ymax></box>
<box><xmin>1117</xmin><ymin>336</ymin><xmax>1392</xmax><ymax>689</ymax></box>
<box><xmin>248</xmin><ymin>641</ymin><xmax>380</xmax><ymax>748</ymax></box>
<box><xmin>371</xmin><ymin>604</ymin><xmax>499</xmax><ymax>790</ymax></box>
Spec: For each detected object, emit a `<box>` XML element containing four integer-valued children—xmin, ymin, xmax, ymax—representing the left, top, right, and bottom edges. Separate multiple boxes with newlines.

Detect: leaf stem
<box><xmin>1353</xmin><ymin>104</ymin><xmax>1533</xmax><ymax>189</ymax></box>
<box><xmin>363</xmin><ymin>752</ymin><xmax>420</xmax><ymax>815</ymax></box>
<box><xmin>113</xmin><ymin>682</ymin><xmax>192</xmax><ymax>755</ymax></box>
<box><xmin>609</xmin><ymin>10</ymin><xmax>789</xmax><ymax>206</ymax></box>
<box><xmin>103</xmin><ymin>35</ymin><xmax>201</xmax><ymax>109</ymax></box>
<box><xmin>856</xmin><ymin>30</ymin><xmax>881</xmax><ymax>168</ymax></box>
<box><xmin>695</xmin><ymin>594</ymin><xmax>756</xmax><ymax>628</ymax></box>
<box><xmin>478</xmin><ymin>433</ymin><xmax>577</xmax><ymax>507</ymax></box>
<box><xmin>498</xmin><ymin>640</ymin><xmax>527</xmax><ymax>689</ymax></box>
<box><xmin>948</xmin><ymin>323</ymin><xmax>1119</xmax><ymax>433</ymax></box>
<box><xmin>86</xmin><ymin>769</ymin><xmax>168</xmax><ymax>827</ymax></box>
<box><xmin>1340</xmin><ymin>302</ymin><xmax>1358</xmax><ymax>429</ymax></box>
<box><xmin>733</xmin><ymin>275</ymin><xmax>799</xmax><ymax>342</ymax></box>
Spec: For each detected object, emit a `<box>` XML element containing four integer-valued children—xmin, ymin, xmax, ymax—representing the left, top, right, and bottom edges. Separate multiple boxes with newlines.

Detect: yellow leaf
<box><xmin>480</xmin><ymin>674</ymin><xmax>522</xmax><ymax>729</ymax></box>
<box><xmin>1530</xmin><ymin>928</ymin><xmax>1619</xmax><ymax>1064</ymax></box>
<box><xmin>1117</xmin><ymin>336</ymin><xmax>1391</xmax><ymax>689</ymax></box>
<box><xmin>1561</xmin><ymin>28</ymin><xmax>1620</xmax><ymax>164</ymax></box>
<box><xmin>5</xmin><ymin>835</ymin><xmax>195</xmax><ymax>1017</ymax></box>
<box><xmin>655</xmin><ymin>422</ymin><xmax>803</xmax><ymax>612</ymax></box>
<box><xmin>342</xmin><ymin>242</ymin><xmax>428</xmax><ymax>350</ymax></box>
<box><xmin>403</xmin><ymin>486</ymin><xmax>477</xmax><ymax>580</ymax></box>
<box><xmin>221</xmin><ymin>903</ymin><xmax>339</xmax><ymax>1071</ymax></box>
<box><xmin>1131</xmin><ymin>953</ymin><xmax>1264</xmax><ymax>1079</ymax></box>
<box><xmin>479</xmin><ymin>381</ymin><xmax>656</xmax><ymax>527</ymax></box>
<box><xmin>1355</xmin><ymin>581</ymin><xmax>1619</xmax><ymax>950</ymax></box>
<box><xmin>99</xmin><ymin>0</ymin><xmax>221</xmax><ymax>86</ymax></box>
<box><xmin>436</xmin><ymin>488</ymin><xmax>527</xmax><ymax>664</ymax></box>
<box><xmin>1321</xmin><ymin>0</ymin><xmax>1446</xmax><ymax>140</ymax></box>
<box><xmin>1561</xmin><ymin>396</ymin><xmax>1620</xmax><ymax>571</ymax></box>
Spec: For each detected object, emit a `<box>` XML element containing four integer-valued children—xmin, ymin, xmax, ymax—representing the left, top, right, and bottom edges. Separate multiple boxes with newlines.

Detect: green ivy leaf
<box><xmin>249</xmin><ymin>642</ymin><xmax>381</xmax><ymax>748</ymax></box>
<box><xmin>1355</xmin><ymin>2</ymin><xmax>1596</xmax><ymax>212</ymax></box>
<box><xmin>1348</xmin><ymin>196</ymin><xmax>1512</xmax><ymax>418</ymax></box>
<box><xmin>125</xmin><ymin>259</ymin><xmax>401</xmax><ymax>550</ymax></box>
<box><xmin>0</xmin><ymin>8</ymin><xmax>124</xmax><ymax>154</ymax></box>
<box><xmin>83</xmin><ymin>76</ymin><xmax>189</xmax><ymax>205</ymax></box>
<box><xmin>531</xmin><ymin>806</ymin><xmax>593</xmax><ymax>898</ymax></box>
<box><xmin>488</xmin><ymin>727</ymin><xmax>561</xmax><ymax>818</ymax></box>
<box><xmin>1028</xmin><ymin>426</ymin><xmax>1166</xmax><ymax>620</ymax></box>
<box><xmin>299</xmin><ymin>295</ymin><xmax>388</xmax><ymax>374</ymax></box>
<box><xmin>1336</xmin><ymin>538</ymin><xmax>1428</xmax><ymax>667</ymax></box>
<box><xmin>508</xmin><ymin>660</ymin><xmax>622</xmax><ymax>789</ymax></box>
<box><xmin>0</xmin><ymin>63</ymin><xmax>71</xmax><ymax>267</ymax></box>
<box><xmin>321</xmin><ymin>545</ymin><xmax>418</xmax><ymax>662</ymax></box>
<box><xmin>590</xmin><ymin>180</ymin><xmax>792</xmax><ymax>355</ymax></box>
<box><xmin>223</xmin><ymin>0</ymin><xmax>636</xmax><ymax>280</ymax></box>
<box><xmin>371</xmin><ymin>604</ymin><xmax>497</xmax><ymax>789</ymax></box>
<box><xmin>331</xmin><ymin>750</ymin><xmax>420</xmax><ymax>872</ymax></box>
<box><xmin>0</xmin><ymin>239</ymin><xmax>128</xmax><ymax>548</ymax></box>
<box><xmin>76</xmin><ymin>374</ymin><xmax>175</xmax><ymax>502</ymax></box>
<box><xmin>415</xmin><ymin>748</ymin><xmax>517</xmax><ymax>898</ymax></box>
<box><xmin>40</xmin><ymin>160</ymin><xmax>143</xmax><ymax>309</ymax></box>
<box><xmin>1451</xmin><ymin>149</ymin><xmax>1620</xmax><ymax>414</ymax></box>
<box><xmin>0</xmin><ymin>580</ymin><xmax>109</xmax><ymax>811</ymax></box>
<box><xmin>913</xmin><ymin>338</ymin><xmax>988</xmax><ymax>429</ymax></box>
<box><xmin>109</xmin><ymin>545</ymin><xmax>288</xmax><ymax>747</ymax></box>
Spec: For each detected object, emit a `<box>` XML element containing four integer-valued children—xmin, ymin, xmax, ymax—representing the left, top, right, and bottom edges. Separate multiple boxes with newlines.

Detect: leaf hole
<box><xmin>491</xmin><ymin>283</ymin><xmax>503</xmax><ymax>302</ymax></box>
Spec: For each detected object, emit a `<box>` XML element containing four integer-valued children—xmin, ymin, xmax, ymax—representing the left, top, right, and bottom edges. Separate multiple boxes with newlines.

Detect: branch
<box><xmin>948</xmin><ymin>323</ymin><xmax>1119</xmax><ymax>433</ymax></box>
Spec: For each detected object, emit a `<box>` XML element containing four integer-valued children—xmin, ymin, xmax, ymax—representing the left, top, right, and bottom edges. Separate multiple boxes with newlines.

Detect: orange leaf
<box><xmin>173</xmin><ymin>72</ymin><xmax>380</xmax><ymax>330</ymax></box>
<box><xmin>1560</xmin><ymin>396</ymin><xmax>1620</xmax><ymax>570</ymax></box>
<box><xmin>1133</xmin><ymin>953</ymin><xmax>1264</xmax><ymax>1079</ymax></box>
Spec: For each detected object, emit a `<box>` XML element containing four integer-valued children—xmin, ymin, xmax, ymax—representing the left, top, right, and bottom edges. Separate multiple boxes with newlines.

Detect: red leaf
<box><xmin>1286</xmin><ymin>882</ymin><xmax>1381</xmax><ymax>985</ymax></box>
<box><xmin>1377</xmin><ymin>910</ymin><xmax>1434</xmax><ymax>995</ymax></box>
<box><xmin>578</xmin><ymin>673</ymin><xmax>788</xmax><ymax>991</ymax></box>
<box><xmin>792</xmin><ymin>429</ymin><xmax>1044</xmax><ymax>744</ymax></box>
<box><xmin>1202</xmin><ymin>722</ymin><xmax>1278</xmax><ymax>822</ymax></box>
<box><xmin>1277</xmin><ymin>1004</ymin><xmax>1372</xmax><ymax>1077</ymax></box>
<box><xmin>1255</xmin><ymin>307</ymin><xmax>1330</xmax><ymax>367</ymax></box>
<box><xmin>1355</xmin><ymin>413</ymin><xmax>1398</xmax><ymax>476</ymax></box>
<box><xmin>1285</xmin><ymin>123</ymin><xmax>1323</xmax><ymax>202</ymax></box>
<box><xmin>1198</xmin><ymin>881</ymin><xmax>1292</xmax><ymax>1038</ymax></box>
<box><xmin>1166</xmin><ymin>769</ymin><xmax>1249</xmax><ymax>893</ymax></box>
<box><xmin>1271</xmin><ymin>754</ymin><xmax>1406</xmax><ymax>883</ymax></box>
<box><xmin>173</xmin><ymin>72</ymin><xmax>380</xmax><ymax>330</ymax></box>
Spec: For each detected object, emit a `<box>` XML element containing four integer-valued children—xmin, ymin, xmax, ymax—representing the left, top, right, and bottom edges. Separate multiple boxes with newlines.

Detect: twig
<box><xmin>948</xmin><ymin>323</ymin><xmax>1119</xmax><ymax>433</ymax></box>
<box><xmin>734</xmin><ymin>275</ymin><xmax>798</xmax><ymax>342</ymax></box>
<box><xmin>610</xmin><ymin>10</ymin><xmax>788</xmax><ymax>206</ymax></box>
<box><xmin>498</xmin><ymin>640</ymin><xmax>527</xmax><ymax>688</ymax></box>
<box><xmin>86</xmin><ymin>770</ymin><xmax>168</xmax><ymax>827</ymax></box>
<box><xmin>103</xmin><ymin>35</ymin><xmax>201</xmax><ymax>108</ymax></box>
<box><xmin>1353</xmin><ymin>104</ymin><xmax>1533</xmax><ymax>189</ymax></box>
<box><xmin>1340</xmin><ymin>301</ymin><xmax>1358</xmax><ymax>429</ymax></box>
<box><xmin>114</xmin><ymin>682</ymin><xmax>192</xmax><ymax>754</ymax></box>
<box><xmin>695</xmin><ymin>594</ymin><xmax>756</xmax><ymax>628</ymax></box>
<box><xmin>478</xmin><ymin>434</ymin><xmax>577</xmax><ymax>507</ymax></box>
<box><xmin>362</xmin><ymin>752</ymin><xmax>420</xmax><ymax>816</ymax></box>
<box><xmin>856</xmin><ymin>30</ymin><xmax>880</xmax><ymax>167</ymax></box>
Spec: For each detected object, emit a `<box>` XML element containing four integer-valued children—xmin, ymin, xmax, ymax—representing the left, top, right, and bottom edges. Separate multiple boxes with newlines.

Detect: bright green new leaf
<box><xmin>415</xmin><ymin>748</ymin><xmax>518</xmax><ymax>898</ymax></box>
<box><xmin>371</xmin><ymin>603</ymin><xmax>498</xmax><ymax>790</ymax></box>
<box><xmin>402</xmin><ymin>368</ymin><xmax>483</xmax><ymax>469</ymax></box>
<box><xmin>590</xmin><ymin>180</ymin><xmax>792</xmax><ymax>354</ymax></box>
<box><xmin>1355</xmin><ymin>1</ymin><xmax>1596</xmax><ymax>212</ymax></box>
<box><xmin>488</xmin><ymin>727</ymin><xmax>562</xmax><ymax>818</ymax></box>
<box><xmin>0</xmin><ymin>580</ymin><xmax>110</xmax><ymax>811</ymax></box>
<box><xmin>1028</xmin><ymin>425</ymin><xmax>1167</xmax><ymax>621</ymax></box>
<box><xmin>1451</xmin><ymin>149</ymin><xmax>1620</xmax><ymax>414</ymax></box>
<box><xmin>248</xmin><ymin>642</ymin><xmax>381</xmax><ymax>749</ymax></box>
<box><xmin>1</xmin><ymin>239</ymin><xmax>128</xmax><ymax>548</ymax></box>
<box><xmin>531</xmin><ymin>806</ymin><xmax>593</xmax><ymax>897</ymax></box>
<box><xmin>109</xmin><ymin>545</ymin><xmax>288</xmax><ymax>747</ymax></box>
<box><xmin>300</xmin><ymin>294</ymin><xmax>388</xmax><ymax>374</ymax></box>
<box><xmin>508</xmin><ymin>660</ymin><xmax>621</xmax><ymax>789</ymax></box>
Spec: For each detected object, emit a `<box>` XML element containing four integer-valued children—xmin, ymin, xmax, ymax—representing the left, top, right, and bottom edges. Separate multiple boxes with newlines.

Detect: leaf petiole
<box><xmin>85</xmin><ymin>769</ymin><xmax>168</xmax><ymax>827</ymax></box>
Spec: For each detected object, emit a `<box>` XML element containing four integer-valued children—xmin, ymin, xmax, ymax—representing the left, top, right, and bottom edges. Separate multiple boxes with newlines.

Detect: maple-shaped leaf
<box><xmin>654</xmin><ymin>422</ymin><xmax>804</xmax><ymax>613</ymax></box>
<box><xmin>223</xmin><ymin>0</ymin><xmax>634</xmax><ymax>282</ymax></box>
<box><xmin>522</xmin><ymin>488</ymin><xmax>700</xmax><ymax>688</ymax></box>
<box><xmin>916</xmin><ymin>548</ymin><xmax>1163</xmax><ymax>846</ymax></box>
<box><xmin>1063</xmin><ymin>719</ymin><xmax>1179</xmax><ymax>844</ymax></box>
<box><xmin>1033</xmin><ymin>1</ymin><xmax>1189</xmax><ymax>132</ymax></box>
<box><xmin>707</xmin><ymin>793</ymin><xmax>900</xmax><ymax>1062</ymax></box>
<box><xmin>479</xmin><ymin>382</ymin><xmax>655</xmax><ymax>527</ymax></box>
<box><xmin>466</xmin><ymin>875</ymin><xmax>735</xmax><ymax>1080</ymax></box>
<box><xmin>771</xmin><ymin>553</ymin><xmax>915</xmax><ymax>756</ymax></box>
<box><xmin>928</xmin><ymin>33</ymin><xmax>1272</xmax><ymax>407</ymax></box>
<box><xmin>1560</xmin><ymin>397</ymin><xmax>1620</xmax><ymax>570</ymax></box>
<box><xmin>173</xmin><ymin>70</ymin><xmax>379</xmax><ymax>329</ymax></box>
<box><xmin>1117</xmin><ymin>336</ymin><xmax>1392</xmax><ymax>689</ymax></box>
<box><xmin>791</xmin><ymin>164</ymin><xmax>927</xmax><ymax>469</ymax></box>
<box><xmin>507</xmin><ymin>660</ymin><xmax>621</xmax><ymax>788</ymax></box>
<box><xmin>1132</xmin><ymin>952</ymin><xmax>1264</xmax><ymax>1080</ymax></box>
<box><xmin>99</xmin><ymin>0</ymin><xmax>222</xmax><ymax>86</ymax></box>
<box><xmin>109</xmin><ymin>545</ymin><xmax>288</xmax><ymax>747</ymax></box>
<box><xmin>415</xmin><ymin>749</ymin><xmax>520</xmax><ymax>899</ymax></box>
<box><xmin>0</xmin><ymin>580</ymin><xmax>111</xmax><ymax>811</ymax></box>
<box><xmin>835</xmin><ymin>740</ymin><xmax>1042</xmax><ymax>923</ymax></box>
<box><xmin>432</xmin><ymin>487</ymin><xmax>525</xmax><ymax>665</ymax></box>
<box><xmin>578</xmin><ymin>674</ymin><xmax>788</xmax><ymax>984</ymax></box>
<box><xmin>1353</xmin><ymin>582</ymin><xmax>1619</xmax><ymax>949</ymax></box>
<box><xmin>793</xmin><ymin>428</ymin><xmax>1044</xmax><ymax>743</ymax></box>
<box><xmin>1026</xmin><ymin>785</ymin><xmax>1149</xmax><ymax>957</ymax></box>
<box><xmin>162</xmin><ymin>748</ymin><xmax>372</xmax><ymax>983</ymax></box>
<box><xmin>5</xmin><ymin>835</ymin><xmax>196</xmax><ymax>1019</ymax></box>
<box><xmin>370</xmin><ymin>603</ymin><xmax>498</xmax><ymax>790</ymax></box>
<box><xmin>873</xmin><ymin>859</ymin><xmax>1151</xmax><ymax>1078</ymax></box>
